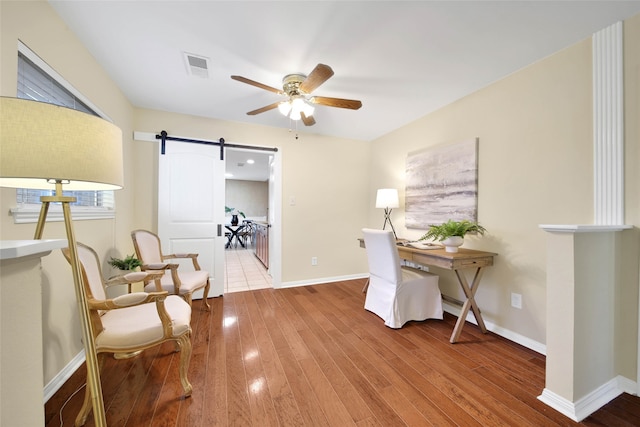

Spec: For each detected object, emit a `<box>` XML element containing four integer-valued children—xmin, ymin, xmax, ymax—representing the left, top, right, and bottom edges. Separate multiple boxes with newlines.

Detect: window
<box><xmin>11</xmin><ymin>43</ymin><xmax>116</xmax><ymax>223</ymax></box>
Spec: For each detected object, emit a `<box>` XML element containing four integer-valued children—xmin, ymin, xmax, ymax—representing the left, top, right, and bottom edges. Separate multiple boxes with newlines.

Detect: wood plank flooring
<box><xmin>45</xmin><ymin>278</ymin><xmax>640</xmax><ymax>426</ymax></box>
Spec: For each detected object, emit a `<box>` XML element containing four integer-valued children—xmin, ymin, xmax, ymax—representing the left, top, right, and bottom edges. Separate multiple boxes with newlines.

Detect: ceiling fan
<box><xmin>231</xmin><ymin>63</ymin><xmax>362</xmax><ymax>126</ymax></box>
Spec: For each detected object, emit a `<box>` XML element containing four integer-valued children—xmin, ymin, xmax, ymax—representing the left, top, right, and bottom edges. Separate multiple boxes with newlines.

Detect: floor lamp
<box><xmin>376</xmin><ymin>188</ymin><xmax>399</xmax><ymax>239</ymax></box>
<box><xmin>0</xmin><ymin>97</ymin><xmax>123</xmax><ymax>427</ymax></box>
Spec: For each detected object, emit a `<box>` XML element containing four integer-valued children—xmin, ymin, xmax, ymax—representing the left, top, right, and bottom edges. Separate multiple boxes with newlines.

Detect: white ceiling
<box><xmin>225</xmin><ymin>148</ymin><xmax>273</xmax><ymax>182</ymax></box>
<box><xmin>49</xmin><ymin>1</ymin><xmax>640</xmax><ymax>147</ymax></box>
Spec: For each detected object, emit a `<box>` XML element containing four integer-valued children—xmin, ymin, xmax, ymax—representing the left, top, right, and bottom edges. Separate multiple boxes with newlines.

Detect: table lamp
<box><xmin>0</xmin><ymin>97</ymin><xmax>124</xmax><ymax>427</ymax></box>
<box><xmin>376</xmin><ymin>188</ymin><xmax>399</xmax><ymax>239</ymax></box>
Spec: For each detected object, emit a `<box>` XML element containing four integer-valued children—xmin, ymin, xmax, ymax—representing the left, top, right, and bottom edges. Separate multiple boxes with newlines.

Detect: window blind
<box><xmin>16</xmin><ymin>52</ymin><xmax>115</xmax><ymax>209</ymax></box>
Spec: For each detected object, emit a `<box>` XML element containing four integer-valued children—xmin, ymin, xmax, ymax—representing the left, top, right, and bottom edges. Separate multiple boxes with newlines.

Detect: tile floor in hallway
<box><xmin>224</xmin><ymin>245</ymin><xmax>272</xmax><ymax>293</ymax></box>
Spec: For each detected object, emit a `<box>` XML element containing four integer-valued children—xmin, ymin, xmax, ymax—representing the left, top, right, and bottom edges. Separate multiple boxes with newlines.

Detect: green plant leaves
<box><xmin>108</xmin><ymin>254</ymin><xmax>142</xmax><ymax>270</ymax></box>
<box><xmin>419</xmin><ymin>219</ymin><xmax>486</xmax><ymax>241</ymax></box>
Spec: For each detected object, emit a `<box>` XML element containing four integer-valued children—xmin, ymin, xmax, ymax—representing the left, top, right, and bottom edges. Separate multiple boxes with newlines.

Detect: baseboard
<box><xmin>442</xmin><ymin>300</ymin><xmax>547</xmax><ymax>355</ymax></box>
<box><xmin>537</xmin><ymin>375</ymin><xmax>636</xmax><ymax>421</ymax></box>
<box><xmin>43</xmin><ymin>350</ymin><xmax>85</xmax><ymax>403</ymax></box>
<box><xmin>617</xmin><ymin>375</ymin><xmax>638</xmax><ymax>395</ymax></box>
<box><xmin>279</xmin><ymin>273</ymin><xmax>368</xmax><ymax>289</ymax></box>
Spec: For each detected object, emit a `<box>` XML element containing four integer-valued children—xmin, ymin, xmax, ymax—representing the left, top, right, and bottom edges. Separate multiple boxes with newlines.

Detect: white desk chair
<box><xmin>362</xmin><ymin>228</ymin><xmax>443</xmax><ymax>328</ymax></box>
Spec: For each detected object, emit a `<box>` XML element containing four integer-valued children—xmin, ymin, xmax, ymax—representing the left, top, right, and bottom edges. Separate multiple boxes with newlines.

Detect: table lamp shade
<box><xmin>0</xmin><ymin>97</ymin><xmax>123</xmax><ymax>190</ymax></box>
<box><xmin>375</xmin><ymin>188</ymin><xmax>399</xmax><ymax>209</ymax></box>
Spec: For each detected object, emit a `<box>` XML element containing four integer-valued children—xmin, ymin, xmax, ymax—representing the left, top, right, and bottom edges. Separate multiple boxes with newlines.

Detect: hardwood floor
<box><xmin>45</xmin><ymin>279</ymin><xmax>640</xmax><ymax>426</ymax></box>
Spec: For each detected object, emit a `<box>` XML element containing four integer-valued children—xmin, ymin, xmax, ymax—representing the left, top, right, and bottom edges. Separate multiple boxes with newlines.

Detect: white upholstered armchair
<box><xmin>131</xmin><ymin>229</ymin><xmax>210</xmax><ymax>310</ymax></box>
<box><xmin>62</xmin><ymin>243</ymin><xmax>193</xmax><ymax>426</ymax></box>
<box><xmin>362</xmin><ymin>228</ymin><xmax>443</xmax><ymax>328</ymax></box>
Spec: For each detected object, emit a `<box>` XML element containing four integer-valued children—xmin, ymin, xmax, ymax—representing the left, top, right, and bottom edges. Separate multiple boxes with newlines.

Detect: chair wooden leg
<box><xmin>184</xmin><ymin>293</ymin><xmax>193</xmax><ymax>307</ymax></box>
<box><xmin>75</xmin><ymin>353</ymin><xmax>106</xmax><ymax>426</ymax></box>
<box><xmin>74</xmin><ymin>384</ymin><xmax>92</xmax><ymax>427</ymax></box>
<box><xmin>178</xmin><ymin>334</ymin><xmax>193</xmax><ymax>397</ymax></box>
<box><xmin>202</xmin><ymin>279</ymin><xmax>211</xmax><ymax>310</ymax></box>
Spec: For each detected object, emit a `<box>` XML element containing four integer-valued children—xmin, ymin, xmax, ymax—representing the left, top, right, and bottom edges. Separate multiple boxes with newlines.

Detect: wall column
<box><xmin>538</xmin><ymin>225</ymin><xmax>629</xmax><ymax>421</ymax></box>
<box><xmin>538</xmin><ymin>20</ymin><xmax>632</xmax><ymax>422</ymax></box>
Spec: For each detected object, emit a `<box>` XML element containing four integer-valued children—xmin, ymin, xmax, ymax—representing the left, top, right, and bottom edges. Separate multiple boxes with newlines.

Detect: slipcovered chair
<box><xmin>362</xmin><ymin>228</ymin><xmax>443</xmax><ymax>328</ymax></box>
<box><xmin>131</xmin><ymin>229</ymin><xmax>210</xmax><ymax>310</ymax></box>
<box><xmin>62</xmin><ymin>243</ymin><xmax>193</xmax><ymax>426</ymax></box>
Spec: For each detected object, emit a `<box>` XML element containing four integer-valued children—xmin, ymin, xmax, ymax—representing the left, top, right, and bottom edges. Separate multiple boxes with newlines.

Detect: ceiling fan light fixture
<box><xmin>285</xmin><ymin>96</ymin><xmax>314</xmax><ymax>121</ymax></box>
<box><xmin>302</xmin><ymin>102</ymin><xmax>314</xmax><ymax>117</ymax></box>
<box><xmin>232</xmin><ymin>63</ymin><xmax>361</xmax><ymax>127</ymax></box>
<box><xmin>277</xmin><ymin>101</ymin><xmax>291</xmax><ymax>116</ymax></box>
<box><xmin>290</xmin><ymin>96</ymin><xmax>305</xmax><ymax>108</ymax></box>
<box><xmin>289</xmin><ymin>108</ymin><xmax>302</xmax><ymax>121</ymax></box>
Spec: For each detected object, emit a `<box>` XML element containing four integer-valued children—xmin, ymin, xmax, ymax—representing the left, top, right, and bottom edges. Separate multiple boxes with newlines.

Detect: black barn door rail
<box><xmin>156</xmin><ymin>130</ymin><xmax>278</xmax><ymax>160</ymax></box>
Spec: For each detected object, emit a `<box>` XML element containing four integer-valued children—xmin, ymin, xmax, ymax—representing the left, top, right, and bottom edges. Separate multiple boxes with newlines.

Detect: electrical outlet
<box><xmin>511</xmin><ymin>292</ymin><xmax>522</xmax><ymax>309</ymax></box>
<box><xmin>311</xmin><ymin>257</ymin><xmax>318</xmax><ymax>266</ymax></box>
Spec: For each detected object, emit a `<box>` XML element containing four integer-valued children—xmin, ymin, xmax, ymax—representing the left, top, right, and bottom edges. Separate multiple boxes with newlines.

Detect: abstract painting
<box><xmin>405</xmin><ymin>138</ymin><xmax>478</xmax><ymax>229</ymax></box>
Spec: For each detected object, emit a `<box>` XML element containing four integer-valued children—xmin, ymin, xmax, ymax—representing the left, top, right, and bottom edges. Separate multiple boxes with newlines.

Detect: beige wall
<box><xmin>1</xmin><ymin>0</ymin><xmax>638</xmax><ymax>401</ymax></box>
<box><xmin>370</xmin><ymin>37</ymin><xmax>593</xmax><ymax>345</ymax></box>
<box><xmin>619</xmin><ymin>12</ymin><xmax>640</xmax><ymax>381</ymax></box>
<box><xmin>226</xmin><ymin>180</ymin><xmax>268</xmax><ymax>218</ymax></box>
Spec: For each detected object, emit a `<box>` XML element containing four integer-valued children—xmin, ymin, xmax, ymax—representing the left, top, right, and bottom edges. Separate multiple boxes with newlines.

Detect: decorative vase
<box><xmin>231</xmin><ymin>214</ymin><xmax>239</xmax><ymax>226</ymax></box>
<box><xmin>442</xmin><ymin>236</ymin><xmax>464</xmax><ymax>253</ymax></box>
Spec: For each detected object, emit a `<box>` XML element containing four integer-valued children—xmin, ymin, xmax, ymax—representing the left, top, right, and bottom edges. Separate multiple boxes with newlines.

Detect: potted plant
<box><xmin>225</xmin><ymin>206</ymin><xmax>246</xmax><ymax>226</ymax></box>
<box><xmin>108</xmin><ymin>254</ymin><xmax>142</xmax><ymax>271</ymax></box>
<box><xmin>419</xmin><ymin>219</ymin><xmax>487</xmax><ymax>253</ymax></box>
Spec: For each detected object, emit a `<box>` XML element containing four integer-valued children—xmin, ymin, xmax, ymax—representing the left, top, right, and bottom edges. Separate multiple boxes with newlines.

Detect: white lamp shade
<box><xmin>0</xmin><ymin>97</ymin><xmax>124</xmax><ymax>191</ymax></box>
<box><xmin>376</xmin><ymin>188</ymin><xmax>399</xmax><ymax>209</ymax></box>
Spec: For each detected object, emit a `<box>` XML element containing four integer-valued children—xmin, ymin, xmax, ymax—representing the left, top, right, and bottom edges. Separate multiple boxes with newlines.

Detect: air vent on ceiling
<box><xmin>183</xmin><ymin>52</ymin><xmax>210</xmax><ymax>78</ymax></box>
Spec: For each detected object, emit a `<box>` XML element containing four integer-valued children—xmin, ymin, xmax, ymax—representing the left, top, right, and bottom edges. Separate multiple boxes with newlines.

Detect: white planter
<box><xmin>442</xmin><ymin>236</ymin><xmax>464</xmax><ymax>253</ymax></box>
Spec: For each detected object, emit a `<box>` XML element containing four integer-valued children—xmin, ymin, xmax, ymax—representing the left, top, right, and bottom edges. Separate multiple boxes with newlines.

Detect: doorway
<box><xmin>224</xmin><ymin>147</ymin><xmax>281</xmax><ymax>292</ymax></box>
<box><xmin>150</xmin><ymin>129</ymin><xmax>282</xmax><ymax>298</ymax></box>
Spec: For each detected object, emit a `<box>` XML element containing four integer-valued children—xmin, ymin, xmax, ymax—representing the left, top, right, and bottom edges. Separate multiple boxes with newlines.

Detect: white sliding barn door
<box><xmin>158</xmin><ymin>140</ymin><xmax>225</xmax><ymax>297</ymax></box>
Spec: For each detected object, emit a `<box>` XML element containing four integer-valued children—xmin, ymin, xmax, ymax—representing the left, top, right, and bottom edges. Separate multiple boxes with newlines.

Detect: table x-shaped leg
<box><xmin>450</xmin><ymin>267</ymin><xmax>487</xmax><ymax>343</ymax></box>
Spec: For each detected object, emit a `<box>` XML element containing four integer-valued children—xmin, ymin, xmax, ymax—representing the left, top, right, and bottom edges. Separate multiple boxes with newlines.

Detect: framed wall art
<box><xmin>405</xmin><ymin>138</ymin><xmax>478</xmax><ymax>229</ymax></box>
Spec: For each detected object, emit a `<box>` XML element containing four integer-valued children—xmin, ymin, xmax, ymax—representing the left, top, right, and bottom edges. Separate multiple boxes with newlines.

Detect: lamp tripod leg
<box><xmin>35</xmin><ymin>187</ymin><xmax>106</xmax><ymax>426</ymax></box>
<box><xmin>62</xmin><ymin>202</ymin><xmax>106</xmax><ymax>427</ymax></box>
<box><xmin>382</xmin><ymin>208</ymin><xmax>397</xmax><ymax>239</ymax></box>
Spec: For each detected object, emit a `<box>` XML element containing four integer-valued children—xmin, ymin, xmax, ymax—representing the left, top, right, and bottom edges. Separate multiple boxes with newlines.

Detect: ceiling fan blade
<box><xmin>247</xmin><ymin>102</ymin><xmax>280</xmax><ymax>115</ymax></box>
<box><xmin>299</xmin><ymin>64</ymin><xmax>334</xmax><ymax>94</ymax></box>
<box><xmin>301</xmin><ymin>112</ymin><xmax>316</xmax><ymax>126</ymax></box>
<box><xmin>310</xmin><ymin>96</ymin><xmax>362</xmax><ymax>110</ymax></box>
<box><xmin>231</xmin><ymin>75</ymin><xmax>283</xmax><ymax>95</ymax></box>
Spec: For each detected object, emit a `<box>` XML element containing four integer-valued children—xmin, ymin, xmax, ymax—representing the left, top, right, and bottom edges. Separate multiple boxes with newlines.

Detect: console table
<box><xmin>359</xmin><ymin>239</ymin><xmax>497</xmax><ymax>343</ymax></box>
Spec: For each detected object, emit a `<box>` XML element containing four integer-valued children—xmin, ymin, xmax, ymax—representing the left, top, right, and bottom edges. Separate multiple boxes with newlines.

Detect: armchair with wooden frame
<box><xmin>62</xmin><ymin>243</ymin><xmax>193</xmax><ymax>426</ymax></box>
<box><xmin>131</xmin><ymin>229</ymin><xmax>211</xmax><ymax>310</ymax></box>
